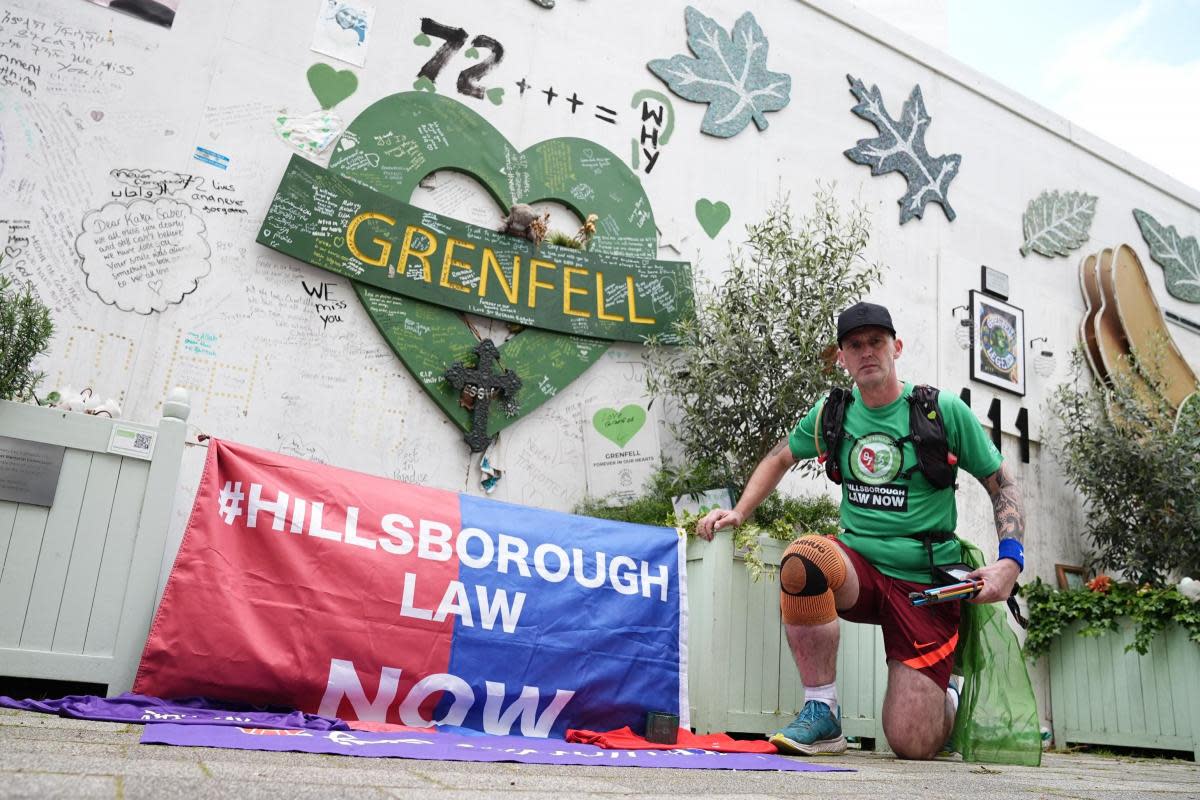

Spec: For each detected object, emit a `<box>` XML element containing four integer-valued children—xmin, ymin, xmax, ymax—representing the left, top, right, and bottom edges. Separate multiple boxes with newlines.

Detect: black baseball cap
<box><xmin>837</xmin><ymin>302</ymin><xmax>896</xmax><ymax>346</ymax></box>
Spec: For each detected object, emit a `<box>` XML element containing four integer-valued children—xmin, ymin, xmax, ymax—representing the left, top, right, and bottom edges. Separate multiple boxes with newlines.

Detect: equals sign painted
<box><xmin>593</xmin><ymin>105</ymin><xmax>617</xmax><ymax>124</ymax></box>
<box><xmin>194</xmin><ymin>146</ymin><xmax>230</xmax><ymax>170</ymax></box>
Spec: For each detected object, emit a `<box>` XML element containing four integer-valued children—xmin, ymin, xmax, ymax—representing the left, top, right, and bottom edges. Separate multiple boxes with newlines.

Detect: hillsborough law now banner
<box><xmin>134</xmin><ymin>440</ymin><xmax>687</xmax><ymax>738</ymax></box>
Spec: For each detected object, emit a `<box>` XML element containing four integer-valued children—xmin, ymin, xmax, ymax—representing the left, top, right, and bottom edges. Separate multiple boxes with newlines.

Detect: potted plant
<box><xmin>0</xmin><ymin>275</ymin><xmax>54</xmax><ymax>403</ymax></box>
<box><xmin>1036</xmin><ymin>351</ymin><xmax>1200</xmax><ymax>758</ymax></box>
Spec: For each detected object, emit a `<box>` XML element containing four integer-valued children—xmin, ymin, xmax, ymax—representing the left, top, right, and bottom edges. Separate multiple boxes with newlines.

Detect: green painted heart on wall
<box><xmin>307</xmin><ymin>63</ymin><xmax>358</xmax><ymax>110</ymax></box>
<box><xmin>593</xmin><ymin>405</ymin><xmax>647</xmax><ymax>448</ymax></box>
<box><xmin>314</xmin><ymin>92</ymin><xmax>679</xmax><ymax>437</ymax></box>
<box><xmin>695</xmin><ymin>198</ymin><xmax>731</xmax><ymax>238</ymax></box>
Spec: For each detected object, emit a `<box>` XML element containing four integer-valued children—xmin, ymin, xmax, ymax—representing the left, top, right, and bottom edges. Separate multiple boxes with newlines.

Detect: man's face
<box><xmin>837</xmin><ymin>326</ymin><xmax>901</xmax><ymax>391</ymax></box>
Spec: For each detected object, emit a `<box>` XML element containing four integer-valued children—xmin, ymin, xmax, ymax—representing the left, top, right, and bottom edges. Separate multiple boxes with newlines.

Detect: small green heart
<box><xmin>414</xmin><ymin>33</ymin><xmax>431</xmax><ymax>46</ymax></box>
<box><xmin>486</xmin><ymin>86</ymin><xmax>505</xmax><ymax>106</ymax></box>
<box><xmin>282</xmin><ymin>132</ymin><xmax>292</xmax><ymax>139</ymax></box>
<box><xmin>695</xmin><ymin>198</ymin><xmax>731</xmax><ymax>239</ymax></box>
<box><xmin>593</xmin><ymin>405</ymin><xmax>647</xmax><ymax>448</ymax></box>
<box><xmin>333</xmin><ymin>236</ymin><xmax>345</xmax><ymax>248</ymax></box>
<box><xmin>465</xmin><ymin>47</ymin><xmax>479</xmax><ymax>59</ymax></box>
<box><xmin>413</xmin><ymin>76</ymin><xmax>436</xmax><ymax>93</ymax></box>
<box><xmin>307</xmin><ymin>63</ymin><xmax>358</xmax><ymax>110</ymax></box>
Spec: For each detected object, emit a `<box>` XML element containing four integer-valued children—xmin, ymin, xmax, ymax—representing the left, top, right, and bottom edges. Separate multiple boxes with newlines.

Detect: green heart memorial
<box><xmin>257</xmin><ymin>92</ymin><xmax>693</xmax><ymax>445</ymax></box>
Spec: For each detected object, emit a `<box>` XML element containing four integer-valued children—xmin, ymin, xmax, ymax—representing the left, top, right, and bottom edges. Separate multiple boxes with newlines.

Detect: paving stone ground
<box><xmin>2</xmin><ymin>707</ymin><xmax>1198</xmax><ymax>799</ymax></box>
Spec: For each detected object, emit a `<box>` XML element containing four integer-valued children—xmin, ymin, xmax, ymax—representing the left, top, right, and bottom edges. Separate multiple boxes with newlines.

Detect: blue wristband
<box><xmin>998</xmin><ymin>538</ymin><xmax>1024</xmax><ymax>572</ymax></box>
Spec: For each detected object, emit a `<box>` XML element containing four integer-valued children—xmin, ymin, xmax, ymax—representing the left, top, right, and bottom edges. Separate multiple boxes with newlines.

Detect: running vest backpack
<box><xmin>816</xmin><ymin>384</ymin><xmax>959</xmax><ymax>489</ymax></box>
<box><xmin>815</xmin><ymin>386</ymin><xmax>1026</xmax><ymax>626</ymax></box>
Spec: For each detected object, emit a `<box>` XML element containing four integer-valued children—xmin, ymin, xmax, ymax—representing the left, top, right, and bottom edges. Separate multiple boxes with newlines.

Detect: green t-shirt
<box><xmin>788</xmin><ymin>382</ymin><xmax>1003</xmax><ymax>583</ymax></box>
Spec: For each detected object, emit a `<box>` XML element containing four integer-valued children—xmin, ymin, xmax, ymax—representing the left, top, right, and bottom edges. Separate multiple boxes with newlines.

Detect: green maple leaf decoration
<box><xmin>1133</xmin><ymin>208</ymin><xmax>1200</xmax><ymax>303</ymax></box>
<box><xmin>647</xmin><ymin>6</ymin><xmax>791</xmax><ymax>138</ymax></box>
<box><xmin>843</xmin><ymin>74</ymin><xmax>961</xmax><ymax>225</ymax></box>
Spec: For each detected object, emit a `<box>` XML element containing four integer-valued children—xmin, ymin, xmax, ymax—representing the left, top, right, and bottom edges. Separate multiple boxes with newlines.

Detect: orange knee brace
<box><xmin>779</xmin><ymin>535</ymin><xmax>847</xmax><ymax>626</ymax></box>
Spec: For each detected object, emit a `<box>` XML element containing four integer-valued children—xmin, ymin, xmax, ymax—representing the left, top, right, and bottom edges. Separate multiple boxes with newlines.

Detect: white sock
<box><xmin>946</xmin><ymin>676</ymin><xmax>961</xmax><ymax>714</ymax></box>
<box><xmin>804</xmin><ymin>681</ymin><xmax>838</xmax><ymax>711</ymax></box>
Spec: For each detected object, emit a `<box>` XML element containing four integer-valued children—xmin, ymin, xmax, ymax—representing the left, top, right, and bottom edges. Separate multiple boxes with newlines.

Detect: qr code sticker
<box><xmin>109</xmin><ymin>426</ymin><xmax>157</xmax><ymax>460</ymax></box>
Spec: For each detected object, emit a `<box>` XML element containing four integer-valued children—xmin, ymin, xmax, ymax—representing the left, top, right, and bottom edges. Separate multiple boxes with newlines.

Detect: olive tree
<box><xmin>645</xmin><ymin>189</ymin><xmax>881</xmax><ymax>490</ymax></box>
<box><xmin>1046</xmin><ymin>349</ymin><xmax>1200</xmax><ymax>585</ymax></box>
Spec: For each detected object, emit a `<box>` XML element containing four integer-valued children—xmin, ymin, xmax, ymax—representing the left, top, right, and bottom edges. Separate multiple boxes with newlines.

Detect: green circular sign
<box><xmin>848</xmin><ymin>433</ymin><xmax>903</xmax><ymax>485</ymax></box>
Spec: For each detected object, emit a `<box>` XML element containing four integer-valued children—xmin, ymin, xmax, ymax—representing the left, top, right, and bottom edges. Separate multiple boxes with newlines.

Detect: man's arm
<box><xmin>694</xmin><ymin>437</ymin><xmax>797</xmax><ymax>540</ymax></box>
<box><xmin>968</xmin><ymin>462</ymin><xmax>1024</xmax><ymax>603</ymax></box>
<box><xmin>980</xmin><ymin>462</ymin><xmax>1024</xmax><ymax>543</ymax></box>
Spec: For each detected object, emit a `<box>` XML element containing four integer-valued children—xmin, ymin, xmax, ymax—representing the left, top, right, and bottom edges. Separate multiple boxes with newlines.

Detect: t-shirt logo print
<box><xmin>849</xmin><ymin>434</ymin><xmax>902</xmax><ymax>485</ymax></box>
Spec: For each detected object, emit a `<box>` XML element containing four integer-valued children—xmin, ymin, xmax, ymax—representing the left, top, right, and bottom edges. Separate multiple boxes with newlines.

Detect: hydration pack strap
<box><xmin>905</xmin><ymin>529</ymin><xmax>958</xmax><ymax>583</ymax></box>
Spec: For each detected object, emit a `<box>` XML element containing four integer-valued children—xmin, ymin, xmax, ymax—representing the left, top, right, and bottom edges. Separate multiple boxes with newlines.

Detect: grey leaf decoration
<box><xmin>647</xmin><ymin>6</ymin><xmax>791</xmax><ymax>139</ymax></box>
<box><xmin>1019</xmin><ymin>190</ymin><xmax>1098</xmax><ymax>257</ymax></box>
<box><xmin>843</xmin><ymin>74</ymin><xmax>961</xmax><ymax>225</ymax></box>
<box><xmin>1133</xmin><ymin>209</ymin><xmax>1200</xmax><ymax>303</ymax></box>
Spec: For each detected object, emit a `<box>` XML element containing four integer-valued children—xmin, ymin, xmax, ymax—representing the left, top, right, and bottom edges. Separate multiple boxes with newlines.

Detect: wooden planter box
<box><xmin>686</xmin><ymin>532</ymin><xmax>888</xmax><ymax>748</ymax></box>
<box><xmin>0</xmin><ymin>394</ymin><xmax>189</xmax><ymax>694</ymax></box>
<box><xmin>1048</xmin><ymin>620</ymin><xmax>1200</xmax><ymax>759</ymax></box>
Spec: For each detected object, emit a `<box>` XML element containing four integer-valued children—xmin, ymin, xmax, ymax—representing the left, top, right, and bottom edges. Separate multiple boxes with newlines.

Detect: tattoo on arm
<box><xmin>978</xmin><ymin>464</ymin><xmax>1025</xmax><ymax>543</ymax></box>
<box><xmin>768</xmin><ymin>437</ymin><xmax>789</xmax><ymax>457</ymax></box>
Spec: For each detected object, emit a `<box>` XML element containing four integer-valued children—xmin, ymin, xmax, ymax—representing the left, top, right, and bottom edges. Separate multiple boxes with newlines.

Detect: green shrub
<box><xmin>1022</xmin><ymin>578</ymin><xmax>1200</xmax><ymax>659</ymax></box>
<box><xmin>1045</xmin><ymin>350</ymin><xmax>1200</xmax><ymax>585</ymax></box>
<box><xmin>0</xmin><ymin>275</ymin><xmax>54</xmax><ymax>402</ymax></box>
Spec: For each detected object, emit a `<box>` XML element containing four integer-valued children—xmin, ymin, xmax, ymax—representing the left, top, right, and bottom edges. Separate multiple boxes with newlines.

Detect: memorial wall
<box><xmin>2</xmin><ymin>1</ymin><xmax>1198</xmax><ymax>720</ymax></box>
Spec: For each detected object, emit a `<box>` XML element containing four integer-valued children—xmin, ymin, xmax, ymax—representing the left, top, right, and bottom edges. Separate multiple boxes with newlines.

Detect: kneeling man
<box><xmin>697</xmin><ymin>302</ymin><xmax>1025</xmax><ymax>759</ymax></box>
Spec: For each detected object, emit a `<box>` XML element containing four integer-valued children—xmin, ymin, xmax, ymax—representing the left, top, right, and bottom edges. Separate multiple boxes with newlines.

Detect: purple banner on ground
<box><xmin>0</xmin><ymin>694</ymin><xmax>348</xmax><ymax>731</ymax></box>
<box><xmin>141</xmin><ymin>723</ymin><xmax>850</xmax><ymax>772</ymax></box>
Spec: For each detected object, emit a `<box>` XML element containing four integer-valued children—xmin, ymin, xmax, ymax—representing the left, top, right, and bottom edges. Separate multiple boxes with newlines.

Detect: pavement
<box><xmin>2</xmin><ymin>706</ymin><xmax>1198</xmax><ymax>799</ymax></box>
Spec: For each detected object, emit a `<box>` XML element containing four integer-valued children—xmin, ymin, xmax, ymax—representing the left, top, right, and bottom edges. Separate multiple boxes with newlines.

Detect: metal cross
<box><xmin>443</xmin><ymin>339</ymin><xmax>522</xmax><ymax>452</ymax></box>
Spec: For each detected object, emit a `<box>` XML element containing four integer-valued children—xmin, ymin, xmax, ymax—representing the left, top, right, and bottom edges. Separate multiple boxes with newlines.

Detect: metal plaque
<box><xmin>0</xmin><ymin>435</ymin><xmax>67</xmax><ymax>507</ymax></box>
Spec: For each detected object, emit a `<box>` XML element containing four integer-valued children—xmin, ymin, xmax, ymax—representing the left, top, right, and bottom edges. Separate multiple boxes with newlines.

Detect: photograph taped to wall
<box><xmin>311</xmin><ymin>0</ymin><xmax>375</xmax><ymax>67</ymax></box>
<box><xmin>970</xmin><ymin>290</ymin><xmax>1026</xmax><ymax>396</ymax></box>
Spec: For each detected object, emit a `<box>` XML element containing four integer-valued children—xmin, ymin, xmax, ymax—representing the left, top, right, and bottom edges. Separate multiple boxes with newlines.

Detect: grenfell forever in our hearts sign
<box><xmin>257</xmin><ymin>92</ymin><xmax>694</xmax><ymax>438</ymax></box>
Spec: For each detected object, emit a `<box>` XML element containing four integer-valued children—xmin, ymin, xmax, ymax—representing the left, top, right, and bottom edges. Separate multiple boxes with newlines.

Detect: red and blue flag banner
<box><xmin>134</xmin><ymin>439</ymin><xmax>687</xmax><ymax>738</ymax></box>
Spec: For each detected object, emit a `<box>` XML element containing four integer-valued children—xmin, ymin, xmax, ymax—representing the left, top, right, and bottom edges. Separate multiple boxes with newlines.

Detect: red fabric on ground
<box><xmin>566</xmin><ymin>726</ymin><xmax>777</xmax><ymax>753</ymax></box>
<box><xmin>346</xmin><ymin>720</ymin><xmax>436</xmax><ymax>733</ymax></box>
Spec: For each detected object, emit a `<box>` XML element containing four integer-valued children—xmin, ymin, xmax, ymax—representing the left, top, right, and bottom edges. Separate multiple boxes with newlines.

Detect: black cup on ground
<box><xmin>644</xmin><ymin>711</ymin><xmax>679</xmax><ymax>744</ymax></box>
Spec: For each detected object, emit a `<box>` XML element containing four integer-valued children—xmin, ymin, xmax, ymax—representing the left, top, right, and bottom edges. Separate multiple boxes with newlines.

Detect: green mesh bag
<box><xmin>948</xmin><ymin>539</ymin><xmax>1042</xmax><ymax>766</ymax></box>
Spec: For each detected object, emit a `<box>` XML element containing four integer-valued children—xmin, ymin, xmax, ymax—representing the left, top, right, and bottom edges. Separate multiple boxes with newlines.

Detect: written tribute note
<box><xmin>75</xmin><ymin>199</ymin><xmax>211</xmax><ymax>314</ymax></box>
<box><xmin>583</xmin><ymin>401</ymin><xmax>661</xmax><ymax>505</ymax></box>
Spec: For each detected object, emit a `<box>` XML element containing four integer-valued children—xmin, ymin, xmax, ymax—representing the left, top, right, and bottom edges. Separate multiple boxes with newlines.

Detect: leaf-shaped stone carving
<box><xmin>1019</xmin><ymin>190</ymin><xmax>1097</xmax><ymax>257</ymax></box>
<box><xmin>647</xmin><ymin>6</ymin><xmax>791</xmax><ymax>139</ymax></box>
<box><xmin>1133</xmin><ymin>209</ymin><xmax>1200</xmax><ymax>303</ymax></box>
<box><xmin>843</xmin><ymin>74</ymin><xmax>961</xmax><ymax>225</ymax></box>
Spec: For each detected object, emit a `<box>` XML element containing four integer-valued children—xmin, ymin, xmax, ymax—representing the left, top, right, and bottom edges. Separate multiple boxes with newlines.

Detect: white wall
<box><xmin>3</xmin><ymin>0</ymin><xmax>1197</xmax><ymax>729</ymax></box>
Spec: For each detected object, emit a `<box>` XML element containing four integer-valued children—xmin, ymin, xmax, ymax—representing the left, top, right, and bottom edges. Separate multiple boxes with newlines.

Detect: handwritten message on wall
<box><xmin>75</xmin><ymin>198</ymin><xmax>211</xmax><ymax>314</ymax></box>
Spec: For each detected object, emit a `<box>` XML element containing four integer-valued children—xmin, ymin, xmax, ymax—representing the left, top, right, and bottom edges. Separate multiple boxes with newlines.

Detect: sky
<box><xmin>863</xmin><ymin>0</ymin><xmax>1200</xmax><ymax>195</ymax></box>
